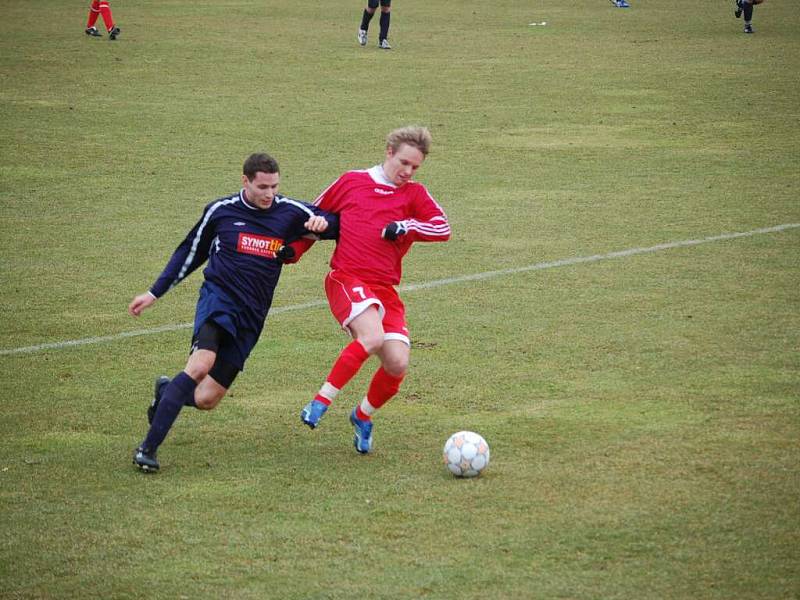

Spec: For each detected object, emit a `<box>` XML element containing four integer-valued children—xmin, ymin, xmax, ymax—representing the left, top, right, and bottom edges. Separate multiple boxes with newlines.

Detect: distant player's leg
<box><xmin>98</xmin><ymin>1</ymin><xmax>120</xmax><ymax>40</ymax></box>
<box><xmin>742</xmin><ymin>1</ymin><xmax>754</xmax><ymax>32</ymax></box>
<box><xmin>358</xmin><ymin>0</ymin><xmax>378</xmax><ymax>46</ymax></box>
<box><xmin>378</xmin><ymin>0</ymin><xmax>392</xmax><ymax>49</ymax></box>
<box><xmin>85</xmin><ymin>1</ymin><xmax>103</xmax><ymax>36</ymax></box>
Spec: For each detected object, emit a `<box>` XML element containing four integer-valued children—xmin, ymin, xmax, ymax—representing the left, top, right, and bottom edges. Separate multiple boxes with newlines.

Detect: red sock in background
<box><xmin>87</xmin><ymin>1</ymin><xmax>101</xmax><ymax>28</ymax></box>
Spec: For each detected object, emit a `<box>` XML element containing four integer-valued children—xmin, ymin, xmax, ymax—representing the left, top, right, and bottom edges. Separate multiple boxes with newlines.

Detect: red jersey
<box><xmin>293</xmin><ymin>166</ymin><xmax>450</xmax><ymax>285</ymax></box>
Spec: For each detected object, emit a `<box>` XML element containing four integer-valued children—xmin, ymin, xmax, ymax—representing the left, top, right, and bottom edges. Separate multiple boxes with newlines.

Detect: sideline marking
<box><xmin>2</xmin><ymin>223</ymin><xmax>797</xmax><ymax>357</ymax></box>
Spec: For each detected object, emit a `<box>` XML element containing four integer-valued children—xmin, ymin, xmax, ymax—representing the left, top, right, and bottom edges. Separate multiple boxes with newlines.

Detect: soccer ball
<box><xmin>443</xmin><ymin>431</ymin><xmax>490</xmax><ymax>477</ymax></box>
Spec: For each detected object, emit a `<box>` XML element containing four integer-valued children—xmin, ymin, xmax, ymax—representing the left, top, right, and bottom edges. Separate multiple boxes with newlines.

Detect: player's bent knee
<box><xmin>194</xmin><ymin>375</ymin><xmax>229</xmax><ymax>410</ymax></box>
<box><xmin>380</xmin><ymin>344</ymin><xmax>410</xmax><ymax>376</ymax></box>
<box><xmin>194</xmin><ymin>387</ymin><xmax>226</xmax><ymax>410</ymax></box>
<box><xmin>195</xmin><ymin>394</ymin><xmax>223</xmax><ymax>410</ymax></box>
<box><xmin>185</xmin><ymin>349</ymin><xmax>216</xmax><ymax>381</ymax></box>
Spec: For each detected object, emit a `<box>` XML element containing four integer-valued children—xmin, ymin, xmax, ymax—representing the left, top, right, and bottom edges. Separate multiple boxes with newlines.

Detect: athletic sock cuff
<box><xmin>173</xmin><ymin>371</ymin><xmax>198</xmax><ymax>394</ymax></box>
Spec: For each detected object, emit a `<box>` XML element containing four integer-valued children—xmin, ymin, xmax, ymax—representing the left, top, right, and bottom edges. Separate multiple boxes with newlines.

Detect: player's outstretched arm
<box><xmin>128</xmin><ymin>292</ymin><xmax>157</xmax><ymax>317</ymax></box>
<box><xmin>384</xmin><ymin>215</ymin><xmax>450</xmax><ymax>243</ymax></box>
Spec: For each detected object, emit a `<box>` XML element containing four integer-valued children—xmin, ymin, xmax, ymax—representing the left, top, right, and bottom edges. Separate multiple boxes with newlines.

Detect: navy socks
<box><xmin>141</xmin><ymin>371</ymin><xmax>197</xmax><ymax>451</ymax></box>
<box><xmin>360</xmin><ymin>9</ymin><xmax>373</xmax><ymax>31</ymax></box>
<box><xmin>379</xmin><ymin>12</ymin><xmax>390</xmax><ymax>41</ymax></box>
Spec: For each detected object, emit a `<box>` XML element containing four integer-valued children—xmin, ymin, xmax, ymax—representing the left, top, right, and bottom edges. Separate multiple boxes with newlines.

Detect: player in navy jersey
<box><xmin>128</xmin><ymin>153</ymin><xmax>338</xmax><ymax>473</ymax></box>
<box><xmin>734</xmin><ymin>0</ymin><xmax>761</xmax><ymax>33</ymax></box>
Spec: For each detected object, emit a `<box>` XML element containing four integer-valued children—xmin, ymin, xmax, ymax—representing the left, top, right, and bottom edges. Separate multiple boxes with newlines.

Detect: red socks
<box><xmin>355</xmin><ymin>367</ymin><xmax>405</xmax><ymax>421</ymax></box>
<box><xmin>314</xmin><ymin>340</ymin><xmax>370</xmax><ymax>405</ymax></box>
<box><xmin>86</xmin><ymin>1</ymin><xmax>100</xmax><ymax>28</ymax></box>
<box><xmin>99</xmin><ymin>1</ymin><xmax>114</xmax><ymax>31</ymax></box>
<box><xmin>87</xmin><ymin>1</ymin><xmax>114</xmax><ymax>31</ymax></box>
<box><xmin>366</xmin><ymin>366</ymin><xmax>404</xmax><ymax>411</ymax></box>
<box><xmin>315</xmin><ymin>341</ymin><xmax>406</xmax><ymax>420</ymax></box>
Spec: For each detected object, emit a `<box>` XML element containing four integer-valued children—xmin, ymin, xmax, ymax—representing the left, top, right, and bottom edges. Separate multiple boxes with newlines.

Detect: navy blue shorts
<box><xmin>193</xmin><ymin>282</ymin><xmax>262</xmax><ymax>371</ymax></box>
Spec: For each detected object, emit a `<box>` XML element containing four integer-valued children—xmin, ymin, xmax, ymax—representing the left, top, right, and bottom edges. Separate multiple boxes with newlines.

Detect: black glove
<box><xmin>275</xmin><ymin>245</ymin><xmax>296</xmax><ymax>263</ymax></box>
<box><xmin>382</xmin><ymin>221</ymin><xmax>408</xmax><ymax>241</ymax></box>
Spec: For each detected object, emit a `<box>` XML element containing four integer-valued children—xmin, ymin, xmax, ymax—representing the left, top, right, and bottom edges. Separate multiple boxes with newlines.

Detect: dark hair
<box><xmin>243</xmin><ymin>153</ymin><xmax>280</xmax><ymax>181</ymax></box>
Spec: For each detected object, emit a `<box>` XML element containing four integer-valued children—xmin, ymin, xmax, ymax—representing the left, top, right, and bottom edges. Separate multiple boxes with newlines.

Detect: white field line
<box><xmin>2</xmin><ymin>223</ymin><xmax>798</xmax><ymax>357</ymax></box>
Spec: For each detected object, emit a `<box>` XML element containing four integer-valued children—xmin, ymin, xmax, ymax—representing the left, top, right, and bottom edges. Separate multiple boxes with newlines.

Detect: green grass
<box><xmin>1</xmin><ymin>0</ymin><xmax>799</xmax><ymax>598</ymax></box>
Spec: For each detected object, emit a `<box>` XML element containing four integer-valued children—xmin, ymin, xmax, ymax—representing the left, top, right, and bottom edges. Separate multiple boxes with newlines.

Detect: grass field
<box><xmin>1</xmin><ymin>0</ymin><xmax>799</xmax><ymax>598</ymax></box>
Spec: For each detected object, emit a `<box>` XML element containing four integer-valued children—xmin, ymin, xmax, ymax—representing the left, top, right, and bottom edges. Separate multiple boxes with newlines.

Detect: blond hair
<box><xmin>386</xmin><ymin>126</ymin><xmax>432</xmax><ymax>156</ymax></box>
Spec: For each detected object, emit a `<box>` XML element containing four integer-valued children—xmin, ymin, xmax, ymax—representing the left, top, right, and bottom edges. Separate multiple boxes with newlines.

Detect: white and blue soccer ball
<box><xmin>443</xmin><ymin>431</ymin><xmax>490</xmax><ymax>478</ymax></box>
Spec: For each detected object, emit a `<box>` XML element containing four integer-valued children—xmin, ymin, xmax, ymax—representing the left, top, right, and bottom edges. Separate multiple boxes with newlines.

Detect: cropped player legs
<box><xmin>137</xmin><ymin>321</ymin><xmax>236</xmax><ymax>467</ymax></box>
<box><xmin>350</xmin><ymin>312</ymin><xmax>409</xmax><ymax>418</ymax></box>
<box><xmin>743</xmin><ymin>1</ymin><xmax>754</xmax><ymax>29</ymax></box>
<box><xmin>86</xmin><ymin>1</ymin><xmax>101</xmax><ymax>28</ymax></box>
<box><xmin>140</xmin><ymin>350</ymin><xmax>227</xmax><ymax>451</ymax></box>
<box><xmin>311</xmin><ymin>307</ymin><xmax>383</xmax><ymax>407</ymax></box>
<box><xmin>97</xmin><ymin>1</ymin><xmax>115</xmax><ymax>32</ymax></box>
<box><xmin>359</xmin><ymin>0</ymin><xmax>392</xmax><ymax>46</ymax></box>
<box><xmin>378</xmin><ymin>5</ymin><xmax>391</xmax><ymax>45</ymax></box>
<box><xmin>304</xmin><ymin>275</ymin><xmax>410</xmax><ymax>449</ymax></box>
<box><xmin>308</xmin><ymin>307</ymin><xmax>408</xmax><ymax>410</ymax></box>
<box><xmin>86</xmin><ymin>0</ymin><xmax>119</xmax><ymax>39</ymax></box>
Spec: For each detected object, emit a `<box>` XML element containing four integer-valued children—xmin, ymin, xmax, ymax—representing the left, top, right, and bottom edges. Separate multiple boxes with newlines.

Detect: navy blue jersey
<box><xmin>150</xmin><ymin>190</ymin><xmax>338</xmax><ymax>338</ymax></box>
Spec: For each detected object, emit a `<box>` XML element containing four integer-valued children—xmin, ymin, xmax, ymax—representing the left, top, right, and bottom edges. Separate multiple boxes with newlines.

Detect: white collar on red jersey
<box><xmin>367</xmin><ymin>165</ymin><xmax>396</xmax><ymax>188</ymax></box>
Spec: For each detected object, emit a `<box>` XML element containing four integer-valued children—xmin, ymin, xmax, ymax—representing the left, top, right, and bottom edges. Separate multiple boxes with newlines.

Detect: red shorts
<box><xmin>324</xmin><ymin>270</ymin><xmax>409</xmax><ymax>345</ymax></box>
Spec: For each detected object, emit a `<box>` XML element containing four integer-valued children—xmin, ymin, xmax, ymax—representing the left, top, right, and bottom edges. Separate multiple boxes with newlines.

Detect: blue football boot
<box><xmin>301</xmin><ymin>399</ymin><xmax>329</xmax><ymax>429</ymax></box>
<box><xmin>350</xmin><ymin>408</ymin><xmax>373</xmax><ymax>454</ymax></box>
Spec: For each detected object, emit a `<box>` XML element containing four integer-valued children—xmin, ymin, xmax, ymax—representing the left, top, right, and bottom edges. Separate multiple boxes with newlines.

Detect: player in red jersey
<box><xmin>85</xmin><ymin>0</ymin><xmax>120</xmax><ymax>40</ymax></box>
<box><xmin>293</xmin><ymin>125</ymin><xmax>450</xmax><ymax>453</ymax></box>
